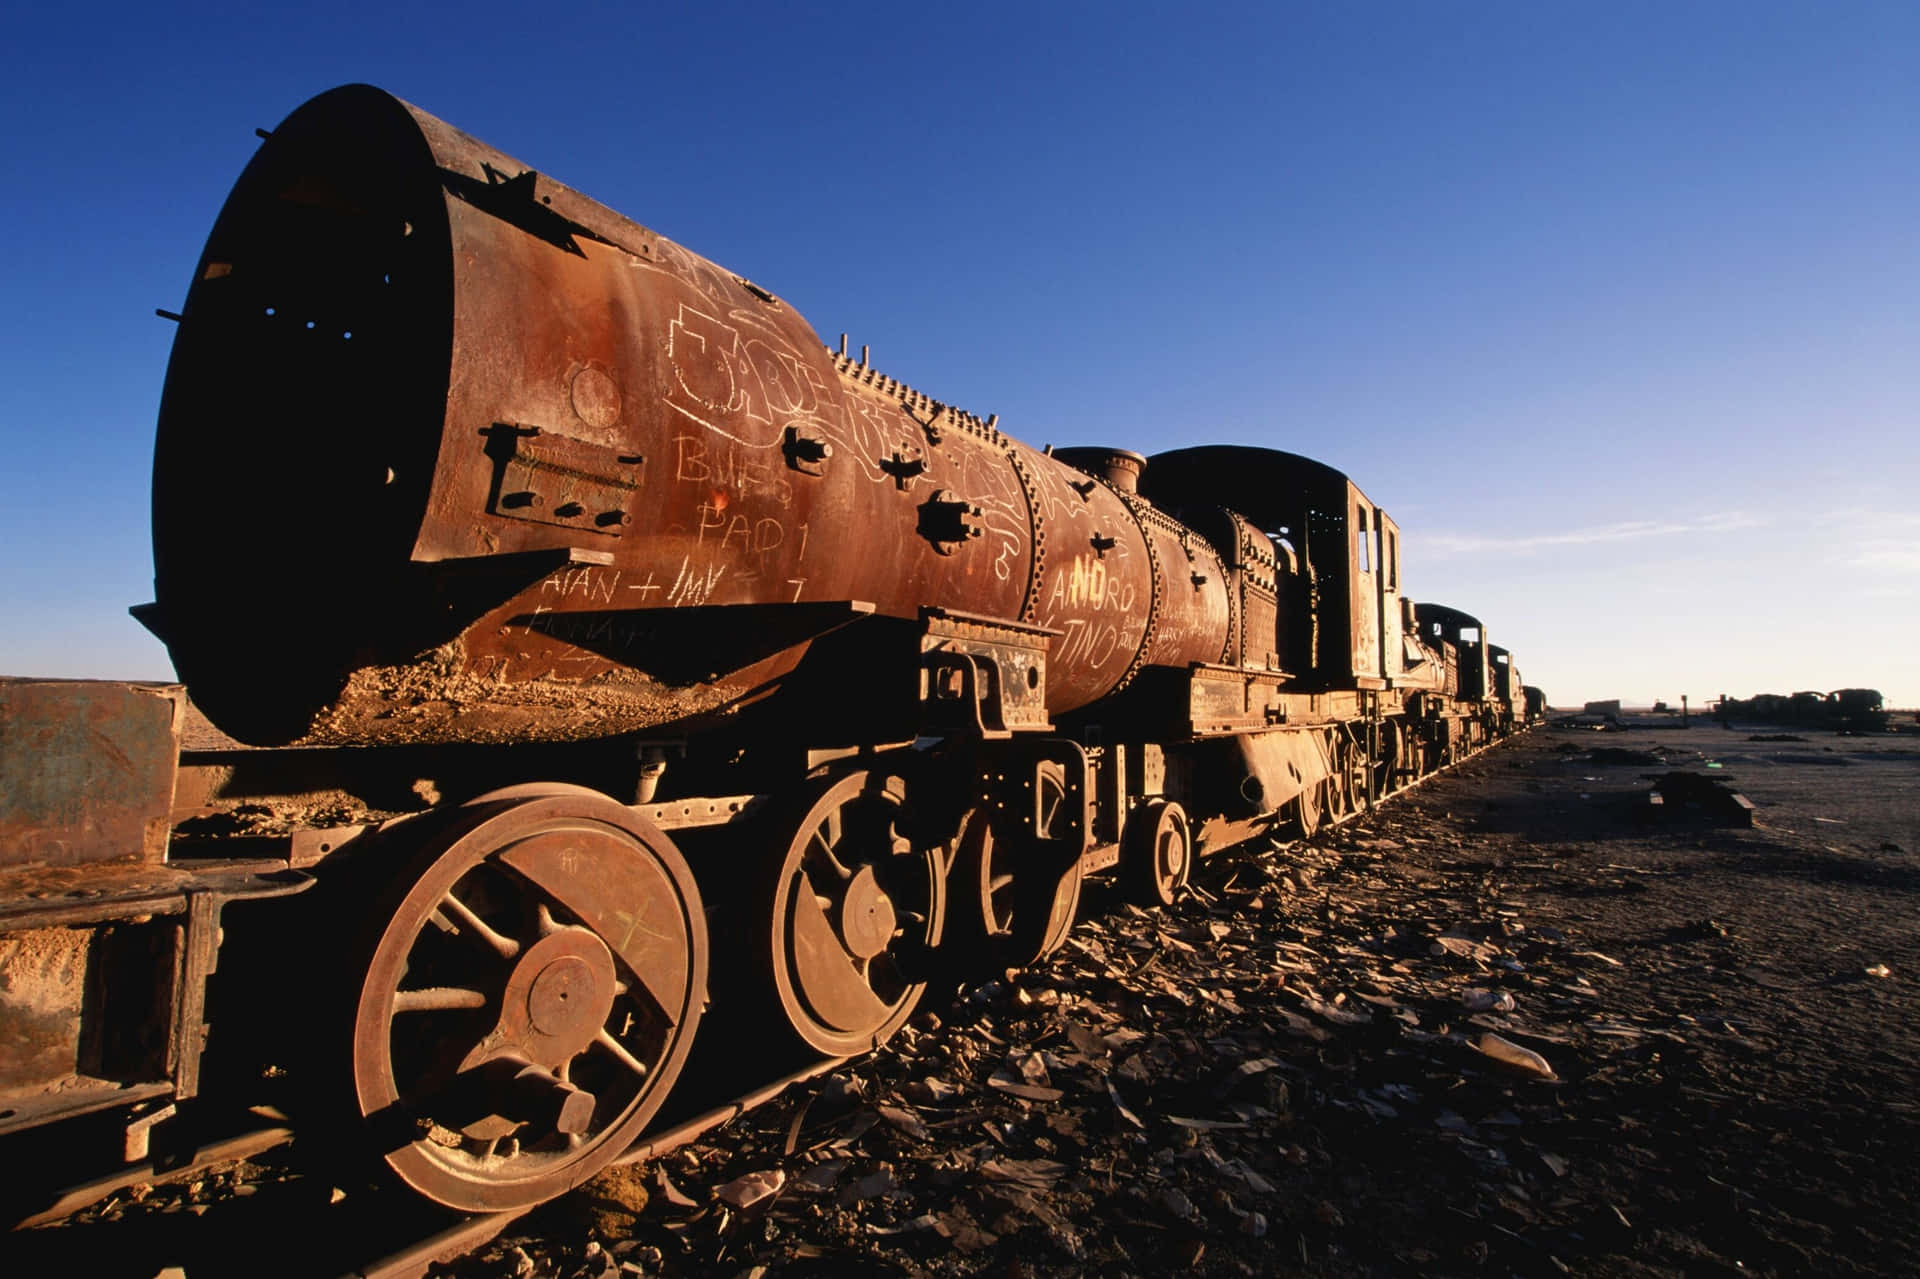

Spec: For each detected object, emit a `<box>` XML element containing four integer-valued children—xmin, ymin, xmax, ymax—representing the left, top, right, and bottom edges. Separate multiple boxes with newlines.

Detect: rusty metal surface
<box><xmin>349</xmin><ymin>794</ymin><xmax>706</xmax><ymax>1211</ymax></box>
<box><xmin>0</xmin><ymin>680</ymin><xmax>183</xmax><ymax>868</ymax></box>
<box><xmin>1413</xmin><ymin>602</ymin><xmax>1489</xmax><ymax>703</ymax></box>
<box><xmin>0</xmin><ymin>858</ymin><xmax>307</xmax><ymax>930</ymax></box>
<box><xmin>0</xmin><ymin>924</ymin><xmax>111</xmax><ymax>1111</ymax></box>
<box><xmin>1141</xmin><ymin>447</ymin><xmax>1399</xmax><ymax>691</ymax></box>
<box><xmin>0</xmin><ymin>860</ymin><xmax>308</xmax><ymax>1136</ymax></box>
<box><xmin>147</xmin><ymin>86</ymin><xmax>1233</xmax><ymax>748</ymax></box>
<box><xmin>135</xmin><ymin>83</ymin><xmax>1550</xmax><ymax>769</ymax></box>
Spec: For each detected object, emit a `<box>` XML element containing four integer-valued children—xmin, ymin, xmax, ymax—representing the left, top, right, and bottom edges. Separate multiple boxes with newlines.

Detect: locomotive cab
<box><xmin>1413</xmin><ymin>603</ymin><xmax>1489</xmax><ymax>702</ymax></box>
<box><xmin>1142</xmin><ymin>446</ymin><xmax>1403</xmax><ymax>692</ymax></box>
<box><xmin>1488</xmin><ymin>644</ymin><xmax>1524</xmax><ymax>727</ymax></box>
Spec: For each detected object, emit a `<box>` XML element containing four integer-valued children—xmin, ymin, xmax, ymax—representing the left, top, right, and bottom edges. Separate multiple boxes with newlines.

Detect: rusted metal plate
<box><xmin>0</xmin><ymin>917</ymin><xmax>174</xmax><ymax>1132</ymax></box>
<box><xmin>1233</xmin><ymin>728</ymin><xmax>1332</xmax><ymax>813</ymax></box>
<box><xmin>0</xmin><ymin>925</ymin><xmax>96</xmax><ymax>1096</ymax></box>
<box><xmin>0</xmin><ymin>680</ymin><xmax>183</xmax><ymax>868</ymax></box>
<box><xmin>0</xmin><ymin>860</ymin><xmax>308</xmax><ymax>1135</ymax></box>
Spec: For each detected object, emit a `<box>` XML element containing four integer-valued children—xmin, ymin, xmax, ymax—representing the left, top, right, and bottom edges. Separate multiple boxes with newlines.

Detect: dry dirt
<box><xmin>25</xmin><ymin>721</ymin><xmax>1920</xmax><ymax>1276</ymax></box>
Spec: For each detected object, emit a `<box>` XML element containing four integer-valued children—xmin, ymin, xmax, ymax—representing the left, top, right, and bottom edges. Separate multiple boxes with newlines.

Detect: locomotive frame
<box><xmin>0</xmin><ymin>85</ymin><xmax>1544</xmax><ymax>1222</ymax></box>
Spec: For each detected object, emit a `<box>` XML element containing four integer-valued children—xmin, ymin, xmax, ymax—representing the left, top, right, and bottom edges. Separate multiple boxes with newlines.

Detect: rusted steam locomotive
<box><xmin>0</xmin><ymin>86</ymin><xmax>1540</xmax><ymax>1219</ymax></box>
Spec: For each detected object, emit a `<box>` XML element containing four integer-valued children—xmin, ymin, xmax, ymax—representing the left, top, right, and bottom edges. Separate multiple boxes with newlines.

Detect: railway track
<box><xmin>8</xmin><ymin>1061</ymin><xmax>851</xmax><ymax>1277</ymax></box>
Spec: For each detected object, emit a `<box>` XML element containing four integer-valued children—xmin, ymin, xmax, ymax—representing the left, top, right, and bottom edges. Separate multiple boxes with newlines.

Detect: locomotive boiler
<box><xmin>141</xmin><ymin>85</ymin><xmax>1230</xmax><ymax>751</ymax></box>
<box><xmin>0</xmin><ymin>85</ymin><xmax>1540</xmax><ymax>1222</ymax></box>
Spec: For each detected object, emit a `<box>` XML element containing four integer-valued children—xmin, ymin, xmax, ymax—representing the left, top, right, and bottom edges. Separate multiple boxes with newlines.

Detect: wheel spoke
<box><xmin>594</xmin><ymin>1027</ymin><xmax>651</xmax><ymax>1078</ymax></box>
<box><xmin>808</xmin><ymin>829</ymin><xmax>856</xmax><ymax>881</ymax></box>
<box><xmin>440</xmin><ymin>890</ymin><xmax>521</xmax><ymax>961</ymax></box>
<box><xmin>393</xmin><ymin>985</ymin><xmax>490</xmax><ymax>1013</ymax></box>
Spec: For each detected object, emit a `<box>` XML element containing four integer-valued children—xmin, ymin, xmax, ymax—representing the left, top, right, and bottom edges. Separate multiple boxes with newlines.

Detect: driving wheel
<box><xmin>1325</xmin><ymin>736</ymin><xmax>1354</xmax><ymax>820</ymax></box>
<box><xmin>1285</xmin><ymin>775</ymin><xmax>1323</xmax><ymax>840</ymax></box>
<box><xmin>351</xmin><ymin>792</ymin><xmax>706</xmax><ymax>1212</ymax></box>
<box><xmin>1331</xmin><ymin>732</ymin><xmax>1369</xmax><ymax>819</ymax></box>
<box><xmin>761</xmin><ymin>770</ymin><xmax>946</xmax><ymax>1056</ymax></box>
<box><xmin>954</xmin><ymin>761</ymin><xmax>1082</xmax><ymax>969</ymax></box>
<box><xmin>1122</xmin><ymin>799</ymin><xmax>1191</xmax><ymax>908</ymax></box>
<box><xmin>1376</xmin><ymin>719</ymin><xmax>1404</xmax><ymax>796</ymax></box>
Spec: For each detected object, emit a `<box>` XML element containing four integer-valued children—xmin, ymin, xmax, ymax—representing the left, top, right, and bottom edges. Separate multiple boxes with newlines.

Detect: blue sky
<box><xmin>2</xmin><ymin>2</ymin><xmax>1914</xmax><ymax>707</ymax></box>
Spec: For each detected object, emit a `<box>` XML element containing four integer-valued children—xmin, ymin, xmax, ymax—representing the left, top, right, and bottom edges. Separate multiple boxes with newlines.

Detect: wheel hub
<box><xmin>838</xmin><ymin>865</ymin><xmax>898</xmax><ymax>961</ymax></box>
<box><xmin>497</xmin><ymin>928</ymin><xmax>618</xmax><ymax>1070</ymax></box>
<box><xmin>527</xmin><ymin>958</ymin><xmax>595</xmax><ymax>1037</ymax></box>
<box><xmin>1160</xmin><ymin>828</ymin><xmax>1187</xmax><ymax>880</ymax></box>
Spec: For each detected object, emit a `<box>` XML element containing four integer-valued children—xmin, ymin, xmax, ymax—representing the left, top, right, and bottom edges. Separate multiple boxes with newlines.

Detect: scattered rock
<box><xmin>572</xmin><ymin>1163</ymin><xmax>651</xmax><ymax>1236</ymax></box>
<box><xmin>714</xmin><ymin>1169</ymin><xmax>785</xmax><ymax>1210</ymax></box>
<box><xmin>1463</xmin><ymin>988</ymin><xmax>1517</xmax><ymax>1013</ymax></box>
<box><xmin>1476</xmin><ymin>1032</ymin><xmax>1558</xmax><ymax>1080</ymax></box>
<box><xmin>62</xmin><ymin>728</ymin><xmax>1911</xmax><ymax>1279</ymax></box>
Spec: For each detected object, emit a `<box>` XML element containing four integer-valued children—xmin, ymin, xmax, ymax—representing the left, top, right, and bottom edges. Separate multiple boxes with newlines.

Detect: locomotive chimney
<box><xmin>1052</xmin><ymin>447</ymin><xmax>1147</xmax><ymax>495</ymax></box>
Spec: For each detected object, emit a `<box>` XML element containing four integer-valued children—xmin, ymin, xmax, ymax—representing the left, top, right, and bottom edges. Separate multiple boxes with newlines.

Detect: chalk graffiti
<box><xmin>540</xmin><ymin>566</ymin><xmax>622</xmax><ymax>604</ymax></box>
<box><xmin>1048</xmin><ymin>616</ymin><xmax>1134</xmax><ymax>672</ymax></box>
<box><xmin>666</xmin><ymin>555</ymin><xmax>728</xmax><ymax>608</ymax></box>
<box><xmin>663</xmin><ymin>300</ymin><xmax>842</xmax><ymax>450</ymax></box>
<box><xmin>696</xmin><ymin>503</ymin><xmax>786</xmax><ymax>557</ymax></box>
<box><xmin>1045</xmin><ymin>553</ymin><xmax>1139</xmax><ymax>614</ymax></box>
<box><xmin>672</xmin><ymin>434</ymin><xmax>793</xmax><ymax>507</ymax></box>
